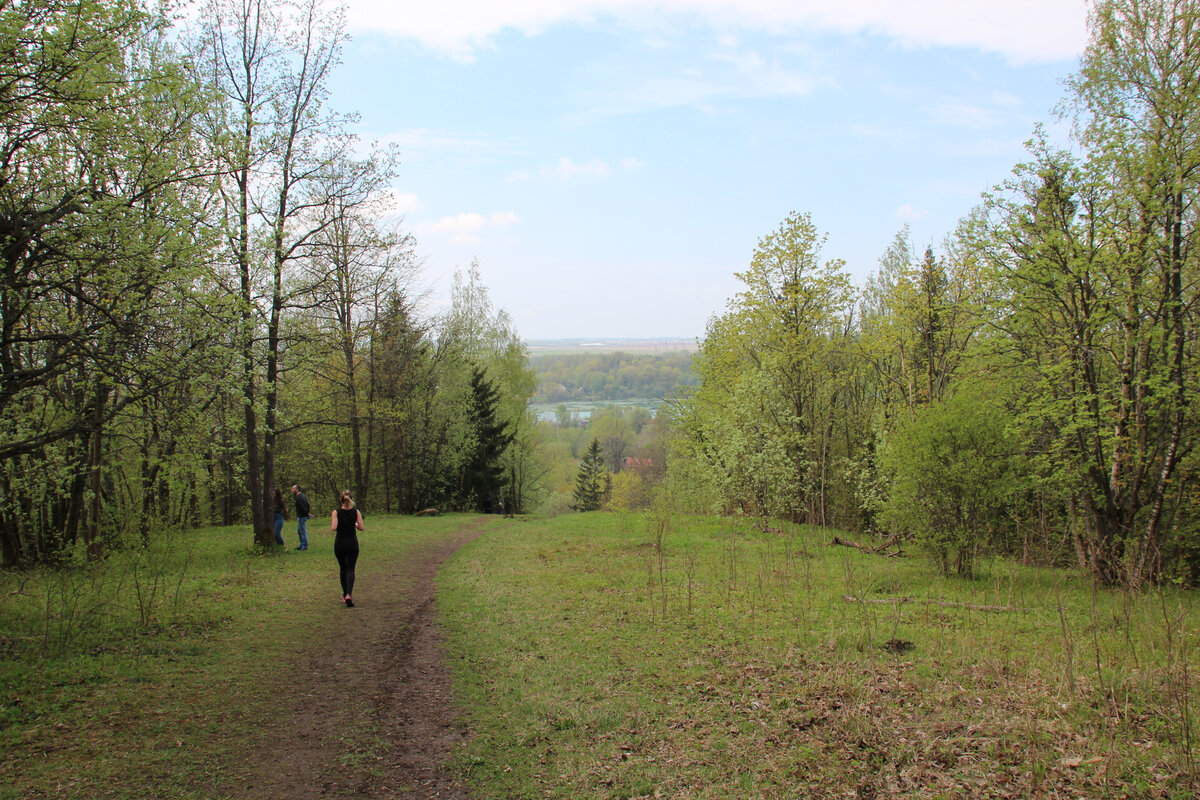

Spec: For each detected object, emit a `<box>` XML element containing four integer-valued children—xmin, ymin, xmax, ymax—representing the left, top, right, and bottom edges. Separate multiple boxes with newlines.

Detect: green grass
<box><xmin>0</xmin><ymin>514</ymin><xmax>478</xmax><ymax>800</ymax></box>
<box><xmin>5</xmin><ymin>511</ymin><xmax>1198</xmax><ymax>798</ymax></box>
<box><xmin>439</xmin><ymin>512</ymin><xmax>1200</xmax><ymax>799</ymax></box>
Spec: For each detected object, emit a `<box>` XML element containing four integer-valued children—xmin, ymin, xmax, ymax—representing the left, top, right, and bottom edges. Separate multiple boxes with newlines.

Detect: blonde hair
<box><xmin>339</xmin><ymin>490</ymin><xmax>355</xmax><ymax>509</ymax></box>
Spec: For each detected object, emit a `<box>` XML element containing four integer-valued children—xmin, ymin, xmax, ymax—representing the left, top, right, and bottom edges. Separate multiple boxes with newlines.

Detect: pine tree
<box><xmin>461</xmin><ymin>366</ymin><xmax>513</xmax><ymax>512</ymax></box>
<box><xmin>573</xmin><ymin>439</ymin><xmax>606</xmax><ymax>512</ymax></box>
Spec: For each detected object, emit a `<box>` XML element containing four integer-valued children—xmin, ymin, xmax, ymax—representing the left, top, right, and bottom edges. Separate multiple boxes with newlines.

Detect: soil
<box><xmin>228</xmin><ymin>519</ymin><xmax>484</xmax><ymax>799</ymax></box>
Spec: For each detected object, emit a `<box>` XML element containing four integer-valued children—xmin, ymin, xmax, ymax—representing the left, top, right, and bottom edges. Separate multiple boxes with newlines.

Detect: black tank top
<box><xmin>335</xmin><ymin>507</ymin><xmax>358</xmax><ymax>539</ymax></box>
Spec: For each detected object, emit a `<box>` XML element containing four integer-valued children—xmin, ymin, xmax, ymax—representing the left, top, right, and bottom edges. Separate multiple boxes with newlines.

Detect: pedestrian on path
<box><xmin>291</xmin><ymin>484</ymin><xmax>310</xmax><ymax>550</ymax></box>
<box><xmin>330</xmin><ymin>490</ymin><xmax>364</xmax><ymax>607</ymax></box>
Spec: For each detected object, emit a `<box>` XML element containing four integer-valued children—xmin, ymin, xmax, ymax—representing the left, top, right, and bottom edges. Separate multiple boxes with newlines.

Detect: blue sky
<box><xmin>329</xmin><ymin>0</ymin><xmax>1089</xmax><ymax>340</ymax></box>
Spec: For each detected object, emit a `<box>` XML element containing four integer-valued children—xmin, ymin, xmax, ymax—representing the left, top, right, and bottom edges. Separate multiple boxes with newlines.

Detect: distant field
<box><xmin>526</xmin><ymin>338</ymin><xmax>699</xmax><ymax>355</ymax></box>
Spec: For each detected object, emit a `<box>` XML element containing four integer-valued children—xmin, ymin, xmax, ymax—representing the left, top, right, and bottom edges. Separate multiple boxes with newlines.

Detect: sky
<box><xmin>327</xmin><ymin>0</ymin><xmax>1091</xmax><ymax>340</ymax></box>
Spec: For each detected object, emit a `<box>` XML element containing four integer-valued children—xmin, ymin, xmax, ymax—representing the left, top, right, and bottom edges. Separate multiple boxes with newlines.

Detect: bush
<box><xmin>879</xmin><ymin>380</ymin><xmax>1025</xmax><ymax>577</ymax></box>
<box><xmin>607</xmin><ymin>471</ymin><xmax>648</xmax><ymax>511</ymax></box>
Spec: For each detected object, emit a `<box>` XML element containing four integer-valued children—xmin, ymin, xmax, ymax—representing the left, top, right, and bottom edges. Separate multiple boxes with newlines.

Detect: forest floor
<box><xmin>225</xmin><ymin>518</ymin><xmax>483</xmax><ymax>800</ymax></box>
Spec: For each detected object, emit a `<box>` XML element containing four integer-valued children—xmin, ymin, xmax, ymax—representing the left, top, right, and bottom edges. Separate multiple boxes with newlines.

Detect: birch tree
<box><xmin>983</xmin><ymin>0</ymin><xmax>1200</xmax><ymax>586</ymax></box>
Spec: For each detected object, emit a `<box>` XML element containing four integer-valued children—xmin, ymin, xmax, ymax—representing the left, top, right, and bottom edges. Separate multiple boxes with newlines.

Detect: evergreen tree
<box><xmin>460</xmin><ymin>366</ymin><xmax>513</xmax><ymax>512</ymax></box>
<box><xmin>573</xmin><ymin>439</ymin><xmax>606</xmax><ymax>512</ymax></box>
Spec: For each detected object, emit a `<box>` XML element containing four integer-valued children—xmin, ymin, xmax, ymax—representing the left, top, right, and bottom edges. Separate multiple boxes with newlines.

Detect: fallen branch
<box><xmin>842</xmin><ymin>595</ymin><xmax>1026</xmax><ymax>613</ymax></box>
<box><xmin>830</xmin><ymin>535</ymin><xmax>905</xmax><ymax>557</ymax></box>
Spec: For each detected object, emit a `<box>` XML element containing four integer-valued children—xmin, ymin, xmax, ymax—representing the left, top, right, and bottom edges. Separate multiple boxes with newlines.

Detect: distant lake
<box><xmin>528</xmin><ymin>398</ymin><xmax>665</xmax><ymax>422</ymax></box>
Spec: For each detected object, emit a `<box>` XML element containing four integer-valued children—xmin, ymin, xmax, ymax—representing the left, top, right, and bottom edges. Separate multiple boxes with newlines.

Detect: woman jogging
<box><xmin>330</xmin><ymin>490</ymin><xmax>364</xmax><ymax>607</ymax></box>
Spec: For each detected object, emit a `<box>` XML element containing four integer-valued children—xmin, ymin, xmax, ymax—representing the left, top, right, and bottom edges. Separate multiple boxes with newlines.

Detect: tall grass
<box><xmin>439</xmin><ymin>512</ymin><xmax>1199</xmax><ymax>799</ymax></box>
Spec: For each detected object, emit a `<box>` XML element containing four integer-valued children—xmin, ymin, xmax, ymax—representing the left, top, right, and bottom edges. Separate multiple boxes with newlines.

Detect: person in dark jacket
<box><xmin>330</xmin><ymin>490</ymin><xmax>364</xmax><ymax>607</ymax></box>
<box><xmin>272</xmin><ymin>488</ymin><xmax>287</xmax><ymax>546</ymax></box>
<box><xmin>291</xmin><ymin>484</ymin><xmax>310</xmax><ymax>550</ymax></box>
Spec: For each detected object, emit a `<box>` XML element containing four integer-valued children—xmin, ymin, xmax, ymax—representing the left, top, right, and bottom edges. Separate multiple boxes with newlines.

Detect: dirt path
<box><xmin>230</xmin><ymin>520</ymin><xmax>484</xmax><ymax>799</ymax></box>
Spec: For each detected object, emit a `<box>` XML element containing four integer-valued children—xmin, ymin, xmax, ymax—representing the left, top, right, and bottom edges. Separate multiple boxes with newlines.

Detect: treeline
<box><xmin>0</xmin><ymin>0</ymin><xmax>537</xmax><ymax>565</ymax></box>
<box><xmin>666</xmin><ymin>0</ymin><xmax>1200</xmax><ymax>589</ymax></box>
<box><xmin>532</xmin><ymin>352</ymin><xmax>697</xmax><ymax>402</ymax></box>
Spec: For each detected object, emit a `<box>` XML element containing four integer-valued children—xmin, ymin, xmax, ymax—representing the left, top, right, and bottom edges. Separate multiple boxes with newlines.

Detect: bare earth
<box><xmin>228</xmin><ymin>520</ymin><xmax>484</xmax><ymax>799</ymax></box>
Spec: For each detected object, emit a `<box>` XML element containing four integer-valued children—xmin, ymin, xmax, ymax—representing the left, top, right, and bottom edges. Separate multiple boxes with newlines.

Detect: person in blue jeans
<box><xmin>272</xmin><ymin>487</ymin><xmax>286</xmax><ymax>546</ymax></box>
<box><xmin>291</xmin><ymin>484</ymin><xmax>310</xmax><ymax>550</ymax></box>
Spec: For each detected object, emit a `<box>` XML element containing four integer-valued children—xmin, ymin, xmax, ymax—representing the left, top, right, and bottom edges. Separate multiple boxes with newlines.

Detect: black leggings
<box><xmin>334</xmin><ymin>536</ymin><xmax>359</xmax><ymax>597</ymax></box>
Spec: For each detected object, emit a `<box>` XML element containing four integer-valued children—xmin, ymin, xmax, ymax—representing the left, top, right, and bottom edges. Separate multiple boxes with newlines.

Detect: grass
<box><xmin>0</xmin><ymin>513</ymin><xmax>476</xmax><ymax>800</ymax></box>
<box><xmin>4</xmin><ymin>511</ymin><xmax>1198</xmax><ymax>798</ymax></box>
<box><xmin>439</xmin><ymin>512</ymin><xmax>1200</xmax><ymax>799</ymax></box>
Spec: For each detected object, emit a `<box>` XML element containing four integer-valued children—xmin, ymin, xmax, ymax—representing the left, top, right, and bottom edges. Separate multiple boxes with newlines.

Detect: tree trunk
<box><xmin>85</xmin><ymin>385</ymin><xmax>108</xmax><ymax>559</ymax></box>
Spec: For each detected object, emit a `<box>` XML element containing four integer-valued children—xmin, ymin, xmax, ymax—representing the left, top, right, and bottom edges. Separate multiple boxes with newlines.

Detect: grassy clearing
<box><xmin>0</xmin><ymin>513</ymin><xmax>476</xmax><ymax>800</ymax></box>
<box><xmin>440</xmin><ymin>512</ymin><xmax>1200</xmax><ymax>799</ymax></box>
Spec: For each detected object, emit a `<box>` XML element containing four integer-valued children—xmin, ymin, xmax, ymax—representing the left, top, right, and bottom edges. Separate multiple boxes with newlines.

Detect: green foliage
<box><xmin>532</xmin><ymin>351</ymin><xmax>698</xmax><ymax>403</ymax></box>
<box><xmin>966</xmin><ymin>0</ymin><xmax>1200</xmax><ymax>586</ymax></box>
<box><xmin>607</xmin><ymin>470</ymin><xmax>648</xmax><ymax>511</ymax></box>
<box><xmin>670</xmin><ymin>211</ymin><xmax>855</xmax><ymax>525</ymax></box>
<box><xmin>572</xmin><ymin>439</ymin><xmax>607</xmax><ymax>512</ymax></box>
<box><xmin>0</xmin><ymin>0</ymin><xmax>219</xmax><ymax>563</ymax></box>
<box><xmin>534</xmin><ymin>401</ymin><xmax>670</xmax><ymax>514</ymax></box>
<box><xmin>879</xmin><ymin>381</ymin><xmax>1025</xmax><ymax>577</ymax></box>
<box><xmin>664</xmin><ymin>3</ymin><xmax>1200</xmax><ymax>588</ymax></box>
<box><xmin>460</xmin><ymin>366</ymin><xmax>515</xmax><ymax>512</ymax></box>
<box><xmin>438</xmin><ymin>262</ymin><xmax>542</xmax><ymax>513</ymax></box>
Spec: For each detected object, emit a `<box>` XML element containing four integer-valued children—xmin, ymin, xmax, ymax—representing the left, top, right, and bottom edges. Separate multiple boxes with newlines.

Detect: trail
<box><xmin>229</xmin><ymin>519</ymin><xmax>484</xmax><ymax>799</ymax></box>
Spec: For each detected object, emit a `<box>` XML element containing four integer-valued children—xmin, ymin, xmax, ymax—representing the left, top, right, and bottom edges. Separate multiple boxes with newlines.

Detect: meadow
<box><xmin>2</xmin><ymin>512</ymin><xmax>1197</xmax><ymax>799</ymax></box>
<box><xmin>439</xmin><ymin>513</ymin><xmax>1199</xmax><ymax>799</ymax></box>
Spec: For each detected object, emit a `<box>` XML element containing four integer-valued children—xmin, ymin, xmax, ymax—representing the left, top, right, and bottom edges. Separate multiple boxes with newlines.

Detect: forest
<box><xmin>0</xmin><ymin>0</ymin><xmax>540</xmax><ymax>566</ymax></box>
<box><xmin>530</xmin><ymin>351</ymin><xmax>698</xmax><ymax>403</ymax></box>
<box><xmin>5</xmin><ymin>0</ymin><xmax>1200</xmax><ymax>598</ymax></box>
<box><xmin>661</xmin><ymin>0</ymin><xmax>1200</xmax><ymax>592</ymax></box>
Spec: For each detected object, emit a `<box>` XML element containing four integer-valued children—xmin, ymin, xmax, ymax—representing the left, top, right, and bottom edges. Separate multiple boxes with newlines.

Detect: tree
<box><xmin>589</xmin><ymin>406</ymin><xmax>634</xmax><ymax>473</ymax></box>
<box><xmin>298</xmin><ymin>151</ymin><xmax>411</xmax><ymax>507</ymax></box>
<box><xmin>368</xmin><ymin>288</ymin><xmax>438</xmax><ymax>512</ymax></box>
<box><xmin>439</xmin><ymin>262</ymin><xmax>541</xmax><ymax>512</ymax></box>
<box><xmin>0</xmin><ymin>0</ymin><xmax>214</xmax><ymax>563</ymax></box>
<box><xmin>573</xmin><ymin>438</ymin><xmax>606</xmax><ymax>512</ymax></box>
<box><xmin>976</xmin><ymin>0</ymin><xmax>1200</xmax><ymax>586</ymax></box>
<box><xmin>671</xmin><ymin>211</ymin><xmax>854</xmax><ymax>524</ymax></box>
<box><xmin>460</xmin><ymin>366</ymin><xmax>514</xmax><ymax>512</ymax></box>
<box><xmin>195</xmin><ymin>0</ymin><xmax>351</xmax><ymax>546</ymax></box>
<box><xmin>608</xmin><ymin>470</ymin><xmax>648</xmax><ymax>511</ymax></box>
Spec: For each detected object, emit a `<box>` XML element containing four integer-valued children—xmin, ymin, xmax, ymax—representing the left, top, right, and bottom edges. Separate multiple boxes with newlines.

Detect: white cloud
<box><xmin>346</xmin><ymin>0</ymin><xmax>1087</xmax><ymax>64</ymax></box>
<box><xmin>509</xmin><ymin>156</ymin><xmax>643</xmax><ymax>182</ymax></box>
<box><xmin>927</xmin><ymin>102</ymin><xmax>1012</xmax><ymax>131</ymax></box>
<box><xmin>373</xmin><ymin>128</ymin><xmax>524</xmax><ymax>165</ymax></box>
<box><xmin>391</xmin><ymin>192</ymin><xmax>423</xmax><ymax>214</ymax></box>
<box><xmin>568</xmin><ymin>36</ymin><xmax>822</xmax><ymax>122</ymax></box>
<box><xmin>491</xmin><ymin>211</ymin><xmax>522</xmax><ymax>227</ymax></box>
<box><xmin>415</xmin><ymin>210</ymin><xmax>522</xmax><ymax>244</ymax></box>
<box><xmin>555</xmin><ymin>157</ymin><xmax>612</xmax><ymax>180</ymax></box>
<box><xmin>896</xmin><ymin>204</ymin><xmax>929</xmax><ymax>221</ymax></box>
<box><xmin>428</xmin><ymin>212</ymin><xmax>487</xmax><ymax>234</ymax></box>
